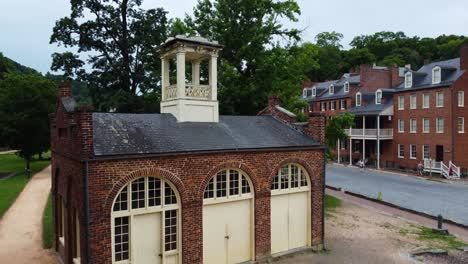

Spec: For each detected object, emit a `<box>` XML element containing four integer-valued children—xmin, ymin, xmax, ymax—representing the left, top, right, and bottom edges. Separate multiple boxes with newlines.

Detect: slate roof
<box><xmin>348</xmin><ymin>92</ymin><xmax>394</xmax><ymax>116</ymax></box>
<box><xmin>92</xmin><ymin>113</ymin><xmax>321</xmax><ymax>156</ymax></box>
<box><xmin>395</xmin><ymin>58</ymin><xmax>464</xmax><ymax>91</ymax></box>
<box><xmin>302</xmin><ymin>74</ymin><xmax>359</xmax><ymax>101</ymax></box>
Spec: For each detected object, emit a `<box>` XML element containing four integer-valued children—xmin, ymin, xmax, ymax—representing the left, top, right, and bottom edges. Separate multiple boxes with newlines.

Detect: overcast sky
<box><xmin>1</xmin><ymin>0</ymin><xmax>467</xmax><ymax>74</ymax></box>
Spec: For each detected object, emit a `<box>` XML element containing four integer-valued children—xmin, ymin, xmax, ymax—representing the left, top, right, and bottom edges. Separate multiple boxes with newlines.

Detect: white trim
<box><xmin>329</xmin><ymin>84</ymin><xmax>334</xmax><ymax>95</ymax></box>
<box><xmin>436</xmin><ymin>91</ymin><xmax>444</xmax><ymax>107</ymax></box>
<box><xmin>436</xmin><ymin>118</ymin><xmax>444</xmax><ymax>133</ymax></box>
<box><xmin>398</xmin><ymin>144</ymin><xmax>404</xmax><ymax>158</ymax></box>
<box><xmin>458</xmin><ymin>91</ymin><xmax>464</xmax><ymax>107</ymax></box>
<box><xmin>404</xmin><ymin>72</ymin><xmax>412</xmax><ymax>88</ymax></box>
<box><xmin>398</xmin><ymin>119</ymin><xmax>404</xmax><ymax>133</ymax></box>
<box><xmin>344</xmin><ymin>82</ymin><xmax>350</xmax><ymax>93</ymax></box>
<box><xmin>375</xmin><ymin>89</ymin><xmax>382</xmax><ymax>104</ymax></box>
<box><xmin>410</xmin><ymin>95</ymin><xmax>417</xmax><ymax>109</ymax></box>
<box><xmin>422</xmin><ymin>94</ymin><xmax>429</xmax><ymax>109</ymax></box>
<box><xmin>331</xmin><ymin>101</ymin><xmax>335</xmax><ymax>111</ymax></box>
<box><xmin>422</xmin><ymin>145</ymin><xmax>430</xmax><ymax>160</ymax></box>
<box><xmin>458</xmin><ymin>117</ymin><xmax>465</xmax><ymax>133</ymax></box>
<box><xmin>410</xmin><ymin>118</ymin><xmax>417</xmax><ymax>133</ymax></box>
<box><xmin>398</xmin><ymin>96</ymin><xmax>404</xmax><ymax>110</ymax></box>
<box><xmin>432</xmin><ymin>66</ymin><xmax>441</xmax><ymax>84</ymax></box>
<box><xmin>312</xmin><ymin>87</ymin><xmax>316</xmax><ymax>97</ymax></box>
<box><xmin>356</xmin><ymin>92</ymin><xmax>362</xmax><ymax>106</ymax></box>
<box><xmin>340</xmin><ymin>100</ymin><xmax>345</xmax><ymax>110</ymax></box>
<box><xmin>422</xmin><ymin>117</ymin><xmax>430</xmax><ymax>133</ymax></box>
<box><xmin>410</xmin><ymin>144</ymin><xmax>417</xmax><ymax>159</ymax></box>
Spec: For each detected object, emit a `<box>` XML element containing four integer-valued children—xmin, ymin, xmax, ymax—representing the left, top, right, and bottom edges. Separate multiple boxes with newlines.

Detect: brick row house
<box><xmin>302</xmin><ymin>44</ymin><xmax>468</xmax><ymax>176</ymax></box>
<box><xmin>50</xmin><ymin>36</ymin><xmax>326</xmax><ymax>264</ymax></box>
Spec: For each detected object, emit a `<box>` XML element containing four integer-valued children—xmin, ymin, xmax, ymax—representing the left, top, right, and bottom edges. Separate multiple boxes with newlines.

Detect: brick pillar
<box><xmin>460</xmin><ymin>43</ymin><xmax>468</xmax><ymax>71</ymax></box>
<box><xmin>77</xmin><ymin>105</ymin><xmax>94</xmax><ymax>159</ymax></box>
<box><xmin>59</xmin><ymin>80</ymin><xmax>72</xmax><ymax>98</ymax></box>
<box><xmin>267</xmin><ymin>95</ymin><xmax>280</xmax><ymax>112</ymax></box>
<box><xmin>305</xmin><ymin>112</ymin><xmax>325</xmax><ymax>144</ymax></box>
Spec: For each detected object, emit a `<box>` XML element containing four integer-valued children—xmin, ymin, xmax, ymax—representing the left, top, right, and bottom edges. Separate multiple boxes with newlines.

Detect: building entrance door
<box><xmin>436</xmin><ymin>145</ymin><xmax>444</xmax><ymax>162</ymax></box>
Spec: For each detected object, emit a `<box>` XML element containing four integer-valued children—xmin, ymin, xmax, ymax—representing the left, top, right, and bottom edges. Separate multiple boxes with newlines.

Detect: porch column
<box><xmin>362</xmin><ymin>116</ymin><xmax>366</xmax><ymax>162</ymax></box>
<box><xmin>377</xmin><ymin>115</ymin><xmax>381</xmax><ymax>169</ymax></box>
<box><xmin>349</xmin><ymin>133</ymin><xmax>352</xmax><ymax>166</ymax></box>
<box><xmin>161</xmin><ymin>57</ymin><xmax>170</xmax><ymax>100</ymax></box>
<box><xmin>337</xmin><ymin>139</ymin><xmax>341</xmax><ymax>163</ymax></box>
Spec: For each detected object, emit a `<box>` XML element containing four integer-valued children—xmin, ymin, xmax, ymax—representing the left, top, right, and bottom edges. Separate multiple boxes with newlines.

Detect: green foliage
<box><xmin>0</xmin><ymin>73</ymin><xmax>56</xmax><ymax>165</ymax></box>
<box><xmin>416</xmin><ymin>226</ymin><xmax>467</xmax><ymax>250</ymax></box>
<box><xmin>0</xmin><ymin>153</ymin><xmax>50</xmax><ymax>218</ymax></box>
<box><xmin>325</xmin><ymin>194</ymin><xmax>342</xmax><ymax>211</ymax></box>
<box><xmin>325</xmin><ymin>112</ymin><xmax>355</xmax><ymax>149</ymax></box>
<box><xmin>43</xmin><ymin>193</ymin><xmax>53</xmax><ymax>248</ymax></box>
<box><xmin>315</xmin><ymin>31</ymin><xmax>344</xmax><ymax>48</ymax></box>
<box><xmin>50</xmin><ymin>0</ymin><xmax>170</xmax><ymax>112</ymax></box>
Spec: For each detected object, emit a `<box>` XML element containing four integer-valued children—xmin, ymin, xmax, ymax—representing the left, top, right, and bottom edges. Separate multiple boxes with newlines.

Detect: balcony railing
<box><xmin>345</xmin><ymin>128</ymin><xmax>393</xmax><ymax>139</ymax></box>
<box><xmin>164</xmin><ymin>84</ymin><xmax>212</xmax><ymax>100</ymax></box>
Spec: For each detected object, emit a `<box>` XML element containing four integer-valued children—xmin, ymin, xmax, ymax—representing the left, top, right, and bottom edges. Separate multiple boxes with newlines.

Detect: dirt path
<box><xmin>0</xmin><ymin>166</ymin><xmax>56</xmax><ymax>263</ymax></box>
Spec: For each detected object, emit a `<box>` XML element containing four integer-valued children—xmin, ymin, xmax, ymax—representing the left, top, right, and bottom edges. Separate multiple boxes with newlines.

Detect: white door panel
<box><xmin>288</xmin><ymin>192</ymin><xmax>308</xmax><ymax>249</ymax></box>
<box><xmin>133</xmin><ymin>213</ymin><xmax>161</xmax><ymax>264</ymax></box>
<box><xmin>271</xmin><ymin>195</ymin><xmax>289</xmax><ymax>254</ymax></box>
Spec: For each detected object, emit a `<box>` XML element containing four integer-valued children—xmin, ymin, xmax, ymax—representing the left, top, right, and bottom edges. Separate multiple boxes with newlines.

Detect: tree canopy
<box><xmin>325</xmin><ymin>112</ymin><xmax>355</xmax><ymax>149</ymax></box>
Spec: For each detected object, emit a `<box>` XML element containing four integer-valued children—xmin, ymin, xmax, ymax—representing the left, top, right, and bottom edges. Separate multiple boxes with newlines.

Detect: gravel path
<box><xmin>0</xmin><ymin>166</ymin><xmax>55</xmax><ymax>263</ymax></box>
<box><xmin>326</xmin><ymin>164</ymin><xmax>468</xmax><ymax>225</ymax></box>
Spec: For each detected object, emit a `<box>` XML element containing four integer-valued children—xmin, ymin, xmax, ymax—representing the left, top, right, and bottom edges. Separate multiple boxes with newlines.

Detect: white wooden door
<box><xmin>133</xmin><ymin>213</ymin><xmax>162</xmax><ymax>264</ymax></box>
<box><xmin>271</xmin><ymin>192</ymin><xmax>308</xmax><ymax>254</ymax></box>
<box><xmin>203</xmin><ymin>199</ymin><xmax>252</xmax><ymax>264</ymax></box>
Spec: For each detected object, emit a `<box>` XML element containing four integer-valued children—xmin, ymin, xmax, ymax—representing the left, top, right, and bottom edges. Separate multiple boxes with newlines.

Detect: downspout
<box><xmin>83</xmin><ymin>160</ymin><xmax>91</xmax><ymax>264</ymax></box>
<box><xmin>451</xmin><ymin>86</ymin><xmax>455</xmax><ymax>163</ymax></box>
<box><xmin>322</xmin><ymin>147</ymin><xmax>326</xmax><ymax>250</ymax></box>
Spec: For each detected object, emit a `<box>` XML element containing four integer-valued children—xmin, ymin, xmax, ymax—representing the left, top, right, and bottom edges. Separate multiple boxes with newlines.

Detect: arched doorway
<box><xmin>202</xmin><ymin>169</ymin><xmax>254</xmax><ymax>264</ymax></box>
<box><xmin>271</xmin><ymin>164</ymin><xmax>311</xmax><ymax>254</ymax></box>
<box><xmin>111</xmin><ymin>177</ymin><xmax>181</xmax><ymax>264</ymax></box>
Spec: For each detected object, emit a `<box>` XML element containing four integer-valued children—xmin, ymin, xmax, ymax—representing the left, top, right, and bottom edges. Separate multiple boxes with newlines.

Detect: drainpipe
<box><xmin>451</xmin><ymin>86</ymin><xmax>455</xmax><ymax>164</ymax></box>
<box><xmin>322</xmin><ymin>148</ymin><xmax>326</xmax><ymax>250</ymax></box>
<box><xmin>83</xmin><ymin>160</ymin><xmax>91</xmax><ymax>264</ymax></box>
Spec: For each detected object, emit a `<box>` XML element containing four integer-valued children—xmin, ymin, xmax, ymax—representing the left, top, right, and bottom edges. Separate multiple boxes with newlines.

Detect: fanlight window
<box><xmin>271</xmin><ymin>164</ymin><xmax>309</xmax><ymax>191</ymax></box>
<box><xmin>204</xmin><ymin>169</ymin><xmax>252</xmax><ymax>200</ymax></box>
<box><xmin>111</xmin><ymin>177</ymin><xmax>180</xmax><ymax>262</ymax></box>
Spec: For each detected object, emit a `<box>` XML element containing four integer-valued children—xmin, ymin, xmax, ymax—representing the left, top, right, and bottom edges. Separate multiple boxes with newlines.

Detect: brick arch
<box><xmin>267</xmin><ymin>157</ymin><xmax>315</xmax><ymax>188</ymax></box>
<box><xmin>197</xmin><ymin>161</ymin><xmax>260</xmax><ymax>201</ymax></box>
<box><xmin>103</xmin><ymin>167</ymin><xmax>187</xmax><ymax>213</ymax></box>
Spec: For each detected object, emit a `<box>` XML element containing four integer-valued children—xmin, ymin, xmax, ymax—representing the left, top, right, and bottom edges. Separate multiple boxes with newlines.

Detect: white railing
<box><xmin>423</xmin><ymin>159</ymin><xmax>460</xmax><ymax>179</ymax></box>
<box><xmin>346</xmin><ymin>128</ymin><xmax>393</xmax><ymax>138</ymax></box>
<box><xmin>185</xmin><ymin>84</ymin><xmax>211</xmax><ymax>99</ymax></box>
<box><xmin>164</xmin><ymin>84</ymin><xmax>177</xmax><ymax>100</ymax></box>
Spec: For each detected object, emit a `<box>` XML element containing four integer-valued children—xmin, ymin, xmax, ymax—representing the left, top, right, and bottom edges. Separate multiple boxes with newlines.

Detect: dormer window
<box><xmin>302</xmin><ymin>89</ymin><xmax>307</xmax><ymax>98</ymax></box>
<box><xmin>405</xmin><ymin>72</ymin><xmax>413</xmax><ymax>88</ymax></box>
<box><xmin>329</xmin><ymin>84</ymin><xmax>334</xmax><ymax>95</ymax></box>
<box><xmin>312</xmin><ymin>87</ymin><xmax>316</xmax><ymax>97</ymax></box>
<box><xmin>375</xmin><ymin>90</ymin><xmax>382</xmax><ymax>104</ymax></box>
<box><xmin>344</xmin><ymin>82</ymin><xmax>350</xmax><ymax>93</ymax></box>
<box><xmin>432</xmin><ymin>66</ymin><xmax>441</xmax><ymax>84</ymax></box>
<box><xmin>356</xmin><ymin>92</ymin><xmax>362</xmax><ymax>106</ymax></box>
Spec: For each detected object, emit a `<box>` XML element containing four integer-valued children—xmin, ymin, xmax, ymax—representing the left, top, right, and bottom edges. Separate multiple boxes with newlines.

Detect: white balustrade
<box><xmin>185</xmin><ymin>84</ymin><xmax>211</xmax><ymax>99</ymax></box>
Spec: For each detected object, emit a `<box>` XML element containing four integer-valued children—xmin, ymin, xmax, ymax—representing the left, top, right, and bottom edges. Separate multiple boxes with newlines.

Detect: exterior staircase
<box><xmin>424</xmin><ymin>159</ymin><xmax>460</xmax><ymax>179</ymax></box>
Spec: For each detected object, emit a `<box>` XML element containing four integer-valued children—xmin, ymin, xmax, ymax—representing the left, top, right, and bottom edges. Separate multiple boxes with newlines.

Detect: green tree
<box><xmin>186</xmin><ymin>0</ymin><xmax>302</xmax><ymax>115</ymax></box>
<box><xmin>0</xmin><ymin>73</ymin><xmax>56</xmax><ymax>176</ymax></box>
<box><xmin>342</xmin><ymin>48</ymin><xmax>376</xmax><ymax>70</ymax></box>
<box><xmin>325</xmin><ymin>112</ymin><xmax>355</xmax><ymax>149</ymax></box>
<box><xmin>50</xmin><ymin>0</ymin><xmax>169</xmax><ymax>112</ymax></box>
<box><xmin>315</xmin><ymin>31</ymin><xmax>344</xmax><ymax>48</ymax></box>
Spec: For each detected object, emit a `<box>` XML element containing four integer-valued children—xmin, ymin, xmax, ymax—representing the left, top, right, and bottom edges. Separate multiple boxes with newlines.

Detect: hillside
<box><xmin>0</xmin><ymin>53</ymin><xmax>38</xmax><ymax>78</ymax></box>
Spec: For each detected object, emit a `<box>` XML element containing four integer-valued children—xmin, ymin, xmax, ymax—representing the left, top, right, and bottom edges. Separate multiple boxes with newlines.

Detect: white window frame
<box><xmin>302</xmin><ymin>89</ymin><xmax>307</xmax><ymax>98</ymax></box>
<box><xmin>436</xmin><ymin>118</ymin><xmax>444</xmax><ymax>133</ymax></box>
<box><xmin>398</xmin><ymin>144</ymin><xmax>404</xmax><ymax>158</ymax></box>
<box><xmin>356</xmin><ymin>92</ymin><xmax>362</xmax><ymax>106</ymax></box>
<box><xmin>436</xmin><ymin>91</ymin><xmax>444</xmax><ymax>107</ymax></box>
<box><xmin>422</xmin><ymin>94</ymin><xmax>429</xmax><ymax>109</ymax></box>
<box><xmin>312</xmin><ymin>87</ymin><xmax>316</xmax><ymax>97</ymax></box>
<box><xmin>344</xmin><ymin>81</ymin><xmax>350</xmax><ymax>93</ymax></box>
<box><xmin>340</xmin><ymin>100</ymin><xmax>345</xmax><ymax>110</ymax></box>
<box><xmin>432</xmin><ymin>66</ymin><xmax>441</xmax><ymax>84</ymax></box>
<box><xmin>271</xmin><ymin>164</ymin><xmax>310</xmax><ymax>194</ymax></box>
<box><xmin>410</xmin><ymin>118</ymin><xmax>417</xmax><ymax>133</ymax></box>
<box><xmin>329</xmin><ymin>84</ymin><xmax>334</xmax><ymax>95</ymax></box>
<box><xmin>458</xmin><ymin>117</ymin><xmax>465</xmax><ymax>133</ymax></box>
<box><xmin>458</xmin><ymin>91</ymin><xmax>464</xmax><ymax>107</ymax></box>
<box><xmin>423</xmin><ymin>145</ymin><xmax>430</xmax><ymax>159</ymax></box>
<box><xmin>398</xmin><ymin>96</ymin><xmax>404</xmax><ymax>110</ymax></box>
<box><xmin>410</xmin><ymin>144</ymin><xmax>417</xmax><ymax>159</ymax></box>
<box><xmin>321</xmin><ymin>102</ymin><xmax>325</xmax><ymax>111</ymax></box>
<box><xmin>375</xmin><ymin>90</ymin><xmax>382</xmax><ymax>104</ymax></box>
<box><xmin>331</xmin><ymin>101</ymin><xmax>335</xmax><ymax>111</ymax></box>
<box><xmin>410</xmin><ymin>95</ymin><xmax>417</xmax><ymax>109</ymax></box>
<box><xmin>405</xmin><ymin>72</ymin><xmax>413</xmax><ymax>88</ymax></box>
<box><xmin>398</xmin><ymin>119</ymin><xmax>404</xmax><ymax>133</ymax></box>
<box><xmin>422</xmin><ymin>118</ymin><xmax>430</xmax><ymax>133</ymax></box>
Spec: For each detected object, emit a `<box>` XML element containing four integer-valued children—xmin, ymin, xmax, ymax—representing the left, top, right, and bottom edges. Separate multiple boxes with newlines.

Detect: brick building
<box><xmin>302</xmin><ymin>45</ymin><xmax>468</xmax><ymax>177</ymax></box>
<box><xmin>50</xmin><ymin>36</ymin><xmax>326</xmax><ymax>264</ymax></box>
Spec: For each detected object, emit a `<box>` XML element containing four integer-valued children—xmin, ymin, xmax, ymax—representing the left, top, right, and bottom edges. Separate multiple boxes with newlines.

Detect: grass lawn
<box><xmin>325</xmin><ymin>194</ymin><xmax>342</xmax><ymax>211</ymax></box>
<box><xmin>42</xmin><ymin>193</ymin><xmax>53</xmax><ymax>248</ymax></box>
<box><xmin>0</xmin><ymin>152</ymin><xmax>50</xmax><ymax>218</ymax></box>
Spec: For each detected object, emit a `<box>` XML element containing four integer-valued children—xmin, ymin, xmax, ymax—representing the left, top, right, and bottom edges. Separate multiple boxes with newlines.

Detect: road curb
<box><xmin>326</xmin><ymin>185</ymin><xmax>468</xmax><ymax>230</ymax></box>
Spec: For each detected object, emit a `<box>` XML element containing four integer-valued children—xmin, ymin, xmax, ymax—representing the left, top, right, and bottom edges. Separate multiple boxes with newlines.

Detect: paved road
<box><xmin>326</xmin><ymin>164</ymin><xmax>468</xmax><ymax>226</ymax></box>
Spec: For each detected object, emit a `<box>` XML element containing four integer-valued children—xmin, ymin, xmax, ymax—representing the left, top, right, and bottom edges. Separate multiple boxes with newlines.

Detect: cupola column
<box><xmin>209</xmin><ymin>54</ymin><xmax>218</xmax><ymax>101</ymax></box>
<box><xmin>176</xmin><ymin>52</ymin><xmax>186</xmax><ymax>98</ymax></box>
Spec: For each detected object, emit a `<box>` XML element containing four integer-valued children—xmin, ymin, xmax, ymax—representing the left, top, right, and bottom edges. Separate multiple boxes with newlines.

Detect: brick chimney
<box><xmin>59</xmin><ymin>80</ymin><xmax>72</xmax><ymax>98</ymax></box>
<box><xmin>268</xmin><ymin>95</ymin><xmax>280</xmax><ymax>112</ymax></box>
<box><xmin>305</xmin><ymin>112</ymin><xmax>325</xmax><ymax>145</ymax></box>
<box><xmin>390</xmin><ymin>64</ymin><xmax>404</xmax><ymax>87</ymax></box>
<box><xmin>460</xmin><ymin>43</ymin><xmax>468</xmax><ymax>71</ymax></box>
<box><xmin>424</xmin><ymin>59</ymin><xmax>430</xmax><ymax>65</ymax></box>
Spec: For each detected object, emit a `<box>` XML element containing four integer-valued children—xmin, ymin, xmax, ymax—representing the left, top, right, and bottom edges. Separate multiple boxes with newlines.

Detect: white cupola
<box><xmin>158</xmin><ymin>35</ymin><xmax>223</xmax><ymax>122</ymax></box>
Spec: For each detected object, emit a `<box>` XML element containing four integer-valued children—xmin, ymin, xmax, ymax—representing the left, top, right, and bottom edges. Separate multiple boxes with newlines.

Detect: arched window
<box><xmin>432</xmin><ymin>66</ymin><xmax>441</xmax><ymax>84</ymax></box>
<box><xmin>344</xmin><ymin>81</ymin><xmax>350</xmax><ymax>93</ymax></box>
<box><xmin>329</xmin><ymin>84</ymin><xmax>334</xmax><ymax>95</ymax></box>
<box><xmin>111</xmin><ymin>177</ymin><xmax>180</xmax><ymax>263</ymax></box>
<box><xmin>271</xmin><ymin>164</ymin><xmax>309</xmax><ymax>191</ymax></box>
<box><xmin>405</xmin><ymin>72</ymin><xmax>413</xmax><ymax>88</ymax></box>
<box><xmin>203</xmin><ymin>169</ymin><xmax>252</xmax><ymax>200</ymax></box>
<box><xmin>375</xmin><ymin>89</ymin><xmax>382</xmax><ymax>104</ymax></box>
<box><xmin>356</xmin><ymin>92</ymin><xmax>362</xmax><ymax>106</ymax></box>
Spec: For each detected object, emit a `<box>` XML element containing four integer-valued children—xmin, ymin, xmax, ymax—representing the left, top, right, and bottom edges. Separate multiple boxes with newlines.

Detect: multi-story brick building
<box><xmin>302</xmin><ymin>44</ymin><xmax>468</xmax><ymax>177</ymax></box>
<box><xmin>50</xmin><ymin>36</ymin><xmax>326</xmax><ymax>264</ymax></box>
